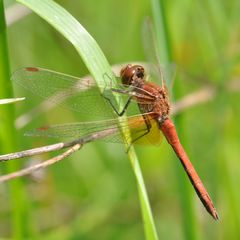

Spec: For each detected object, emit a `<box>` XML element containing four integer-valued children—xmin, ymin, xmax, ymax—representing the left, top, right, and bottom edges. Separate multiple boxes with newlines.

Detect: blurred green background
<box><xmin>1</xmin><ymin>0</ymin><xmax>240</xmax><ymax>239</ymax></box>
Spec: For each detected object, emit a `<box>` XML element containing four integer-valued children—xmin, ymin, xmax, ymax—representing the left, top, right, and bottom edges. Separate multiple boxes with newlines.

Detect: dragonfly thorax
<box><xmin>138</xmin><ymin>82</ymin><xmax>170</xmax><ymax>123</ymax></box>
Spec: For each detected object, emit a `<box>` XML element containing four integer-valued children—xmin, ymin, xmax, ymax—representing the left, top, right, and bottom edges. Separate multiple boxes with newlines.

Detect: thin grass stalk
<box><xmin>0</xmin><ymin>1</ymin><xmax>28</xmax><ymax>238</ymax></box>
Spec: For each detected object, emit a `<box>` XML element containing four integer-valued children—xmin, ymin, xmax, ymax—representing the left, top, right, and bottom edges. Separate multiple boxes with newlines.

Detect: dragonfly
<box><xmin>12</xmin><ymin>63</ymin><xmax>218</xmax><ymax>220</ymax></box>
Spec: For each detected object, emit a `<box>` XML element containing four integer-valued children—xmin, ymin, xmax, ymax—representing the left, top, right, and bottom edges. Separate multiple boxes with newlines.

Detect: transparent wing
<box><xmin>26</xmin><ymin>114</ymin><xmax>162</xmax><ymax>146</ymax></box>
<box><xmin>142</xmin><ymin>17</ymin><xmax>176</xmax><ymax>91</ymax></box>
<box><xmin>12</xmin><ymin>67</ymin><xmax>158</xmax><ymax>121</ymax></box>
<box><xmin>12</xmin><ymin>67</ymin><xmax>115</xmax><ymax>119</ymax></box>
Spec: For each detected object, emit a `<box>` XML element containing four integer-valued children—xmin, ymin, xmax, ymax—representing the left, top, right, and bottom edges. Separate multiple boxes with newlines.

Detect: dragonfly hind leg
<box><xmin>125</xmin><ymin>114</ymin><xmax>152</xmax><ymax>152</ymax></box>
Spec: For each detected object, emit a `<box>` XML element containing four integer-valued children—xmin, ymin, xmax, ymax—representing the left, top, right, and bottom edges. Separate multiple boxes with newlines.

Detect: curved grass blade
<box><xmin>16</xmin><ymin>0</ymin><xmax>159</xmax><ymax>239</ymax></box>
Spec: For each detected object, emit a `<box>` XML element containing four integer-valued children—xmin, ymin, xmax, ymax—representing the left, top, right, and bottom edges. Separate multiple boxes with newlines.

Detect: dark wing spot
<box><xmin>37</xmin><ymin>126</ymin><xmax>49</xmax><ymax>131</ymax></box>
<box><xmin>25</xmin><ymin>67</ymin><xmax>39</xmax><ymax>72</ymax></box>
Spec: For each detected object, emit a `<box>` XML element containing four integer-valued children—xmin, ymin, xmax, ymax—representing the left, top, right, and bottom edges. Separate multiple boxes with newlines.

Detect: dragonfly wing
<box><xmin>142</xmin><ymin>18</ymin><xmax>176</xmax><ymax>90</ymax></box>
<box><xmin>12</xmin><ymin>67</ymin><xmax>119</xmax><ymax>120</ymax></box>
<box><xmin>12</xmin><ymin>67</ymin><xmax>164</xmax><ymax>120</ymax></box>
<box><xmin>127</xmin><ymin>114</ymin><xmax>163</xmax><ymax>146</ymax></box>
<box><xmin>26</xmin><ymin>114</ymin><xmax>162</xmax><ymax>146</ymax></box>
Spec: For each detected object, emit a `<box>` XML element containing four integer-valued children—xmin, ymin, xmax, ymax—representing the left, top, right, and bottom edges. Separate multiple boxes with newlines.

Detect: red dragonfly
<box><xmin>12</xmin><ymin>64</ymin><xmax>218</xmax><ymax>220</ymax></box>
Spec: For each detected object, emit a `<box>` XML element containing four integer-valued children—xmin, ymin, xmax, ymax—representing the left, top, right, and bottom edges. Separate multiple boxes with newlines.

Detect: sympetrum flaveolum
<box><xmin>12</xmin><ymin>63</ymin><xmax>218</xmax><ymax>220</ymax></box>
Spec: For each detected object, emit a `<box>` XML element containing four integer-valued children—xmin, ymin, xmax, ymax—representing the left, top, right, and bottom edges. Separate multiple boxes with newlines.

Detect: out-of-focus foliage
<box><xmin>1</xmin><ymin>0</ymin><xmax>240</xmax><ymax>239</ymax></box>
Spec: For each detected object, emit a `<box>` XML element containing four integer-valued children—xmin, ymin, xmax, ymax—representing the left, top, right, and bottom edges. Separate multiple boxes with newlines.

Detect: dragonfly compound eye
<box><xmin>120</xmin><ymin>64</ymin><xmax>145</xmax><ymax>86</ymax></box>
<box><xmin>135</xmin><ymin>66</ymin><xmax>144</xmax><ymax>79</ymax></box>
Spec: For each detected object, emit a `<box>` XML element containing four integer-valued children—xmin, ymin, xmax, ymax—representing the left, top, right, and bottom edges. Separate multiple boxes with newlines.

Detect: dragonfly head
<box><xmin>120</xmin><ymin>64</ymin><xmax>145</xmax><ymax>86</ymax></box>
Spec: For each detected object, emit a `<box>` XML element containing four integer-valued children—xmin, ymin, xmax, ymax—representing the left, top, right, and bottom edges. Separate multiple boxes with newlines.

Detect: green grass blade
<box><xmin>17</xmin><ymin>0</ymin><xmax>113</xmax><ymax>85</ymax></box>
<box><xmin>128</xmin><ymin>149</ymin><xmax>159</xmax><ymax>240</ymax></box>
<box><xmin>0</xmin><ymin>1</ymin><xmax>28</xmax><ymax>238</ymax></box>
<box><xmin>16</xmin><ymin>0</ymin><xmax>159</xmax><ymax>239</ymax></box>
<box><xmin>151</xmin><ymin>0</ymin><xmax>172</xmax><ymax>64</ymax></box>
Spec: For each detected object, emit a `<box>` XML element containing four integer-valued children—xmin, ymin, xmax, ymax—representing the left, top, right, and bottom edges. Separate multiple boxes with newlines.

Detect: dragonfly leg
<box><xmin>102</xmin><ymin>73</ymin><xmax>134</xmax><ymax>116</ymax></box>
<box><xmin>102</xmin><ymin>90</ymin><xmax>132</xmax><ymax>116</ymax></box>
<box><xmin>126</xmin><ymin>114</ymin><xmax>152</xmax><ymax>152</ymax></box>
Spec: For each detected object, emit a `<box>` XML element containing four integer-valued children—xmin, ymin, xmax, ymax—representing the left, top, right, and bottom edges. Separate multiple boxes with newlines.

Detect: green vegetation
<box><xmin>0</xmin><ymin>0</ymin><xmax>239</xmax><ymax>239</ymax></box>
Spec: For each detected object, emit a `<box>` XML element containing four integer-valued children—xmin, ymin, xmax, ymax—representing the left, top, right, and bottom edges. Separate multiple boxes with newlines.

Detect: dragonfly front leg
<box><xmin>102</xmin><ymin>88</ymin><xmax>133</xmax><ymax>116</ymax></box>
<box><xmin>102</xmin><ymin>72</ymin><xmax>132</xmax><ymax>116</ymax></box>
